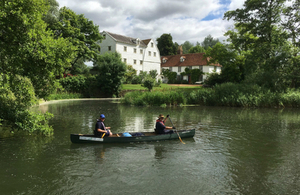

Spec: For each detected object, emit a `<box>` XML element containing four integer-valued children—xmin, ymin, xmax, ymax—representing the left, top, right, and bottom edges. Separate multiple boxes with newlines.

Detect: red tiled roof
<box><xmin>161</xmin><ymin>53</ymin><xmax>221</xmax><ymax>67</ymax></box>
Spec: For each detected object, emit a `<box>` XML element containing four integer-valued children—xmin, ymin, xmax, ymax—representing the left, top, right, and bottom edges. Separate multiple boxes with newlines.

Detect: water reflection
<box><xmin>2</xmin><ymin>100</ymin><xmax>300</xmax><ymax>194</ymax></box>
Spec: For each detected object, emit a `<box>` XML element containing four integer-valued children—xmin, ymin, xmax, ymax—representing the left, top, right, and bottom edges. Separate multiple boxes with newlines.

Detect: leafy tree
<box><xmin>124</xmin><ymin>65</ymin><xmax>137</xmax><ymax>84</ymax></box>
<box><xmin>156</xmin><ymin>33</ymin><xmax>177</xmax><ymax>56</ymax></box>
<box><xmin>93</xmin><ymin>52</ymin><xmax>127</xmax><ymax>97</ymax></box>
<box><xmin>190</xmin><ymin>69</ymin><xmax>204</xmax><ymax>84</ymax></box>
<box><xmin>142</xmin><ymin>75</ymin><xmax>156</xmax><ymax>91</ymax></box>
<box><xmin>182</xmin><ymin>41</ymin><xmax>194</xmax><ymax>54</ymax></box>
<box><xmin>149</xmin><ymin>70</ymin><xmax>158</xmax><ymax>79</ymax></box>
<box><xmin>224</xmin><ymin>0</ymin><xmax>292</xmax><ymax>91</ymax></box>
<box><xmin>43</xmin><ymin>0</ymin><xmax>59</xmax><ymax>30</ymax></box>
<box><xmin>47</xmin><ymin>7</ymin><xmax>102</xmax><ymax>73</ymax></box>
<box><xmin>0</xmin><ymin>0</ymin><xmax>75</xmax><ymax>135</ymax></box>
<box><xmin>205</xmin><ymin>42</ymin><xmax>245</xmax><ymax>84</ymax></box>
<box><xmin>161</xmin><ymin>69</ymin><xmax>177</xmax><ymax>84</ymax></box>
<box><xmin>201</xmin><ymin>35</ymin><xmax>220</xmax><ymax>50</ymax></box>
<box><xmin>188</xmin><ymin>45</ymin><xmax>205</xmax><ymax>53</ymax></box>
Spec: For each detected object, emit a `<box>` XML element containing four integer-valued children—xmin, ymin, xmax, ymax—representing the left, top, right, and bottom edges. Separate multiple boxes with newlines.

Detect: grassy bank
<box><xmin>122</xmin><ymin>83</ymin><xmax>300</xmax><ymax>108</ymax></box>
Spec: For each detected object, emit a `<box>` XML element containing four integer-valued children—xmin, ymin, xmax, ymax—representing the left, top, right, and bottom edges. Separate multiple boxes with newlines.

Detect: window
<box><xmin>154</xmin><ymin>52</ymin><xmax>156</xmax><ymax>57</ymax></box>
<box><xmin>149</xmin><ymin>51</ymin><xmax>151</xmax><ymax>56</ymax></box>
<box><xmin>169</xmin><ymin>67</ymin><xmax>172</xmax><ymax>71</ymax></box>
<box><xmin>134</xmin><ymin>48</ymin><xmax>137</xmax><ymax>53</ymax></box>
<box><xmin>180</xmin><ymin>56</ymin><xmax>185</xmax><ymax>62</ymax></box>
<box><xmin>151</xmin><ymin>42</ymin><xmax>154</xmax><ymax>47</ymax></box>
<box><xmin>103</xmin><ymin>34</ymin><xmax>106</xmax><ymax>39</ymax></box>
<box><xmin>124</xmin><ymin>46</ymin><xmax>127</xmax><ymax>52</ymax></box>
<box><xmin>163</xmin><ymin>58</ymin><xmax>167</xmax><ymax>63</ymax></box>
<box><xmin>108</xmin><ymin>46</ymin><xmax>111</xmax><ymax>51</ymax></box>
<box><xmin>178</xmin><ymin>67</ymin><xmax>181</xmax><ymax>72</ymax></box>
<box><xmin>140</xmin><ymin>60</ymin><xmax>143</xmax><ymax>65</ymax></box>
<box><xmin>98</xmin><ymin>47</ymin><xmax>101</xmax><ymax>52</ymax></box>
<box><xmin>124</xmin><ymin>58</ymin><xmax>127</xmax><ymax>63</ymax></box>
<box><xmin>140</xmin><ymin>49</ymin><xmax>143</xmax><ymax>54</ymax></box>
<box><xmin>134</xmin><ymin>59</ymin><xmax>137</xmax><ymax>64</ymax></box>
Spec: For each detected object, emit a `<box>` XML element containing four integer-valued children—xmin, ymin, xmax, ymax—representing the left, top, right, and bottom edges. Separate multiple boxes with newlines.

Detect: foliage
<box><xmin>182</xmin><ymin>41</ymin><xmax>194</xmax><ymax>54</ymax></box>
<box><xmin>201</xmin><ymin>34</ymin><xmax>220</xmax><ymax>50</ymax></box>
<box><xmin>223</xmin><ymin>0</ymin><xmax>294</xmax><ymax>91</ymax></box>
<box><xmin>205</xmin><ymin>42</ymin><xmax>245</xmax><ymax>84</ymax></box>
<box><xmin>121</xmin><ymin>90</ymin><xmax>186</xmax><ymax>106</ymax></box>
<box><xmin>188</xmin><ymin>45</ymin><xmax>205</xmax><ymax>53</ymax></box>
<box><xmin>0</xmin><ymin>74</ymin><xmax>54</xmax><ymax>135</ymax></box>
<box><xmin>141</xmin><ymin>76</ymin><xmax>156</xmax><ymax>91</ymax></box>
<box><xmin>124</xmin><ymin>65</ymin><xmax>137</xmax><ymax>84</ymax></box>
<box><xmin>0</xmin><ymin>0</ymin><xmax>76</xmax><ymax>135</ymax></box>
<box><xmin>46</xmin><ymin>92</ymin><xmax>82</xmax><ymax>100</ymax></box>
<box><xmin>190</xmin><ymin>69</ymin><xmax>204</xmax><ymax>84</ymax></box>
<box><xmin>59</xmin><ymin>75</ymin><xmax>87</xmax><ymax>93</ymax></box>
<box><xmin>149</xmin><ymin>70</ymin><xmax>158</xmax><ymax>79</ymax></box>
<box><xmin>93</xmin><ymin>52</ymin><xmax>127</xmax><ymax>97</ymax></box>
<box><xmin>47</xmin><ymin>6</ymin><xmax>102</xmax><ymax>73</ymax></box>
<box><xmin>156</xmin><ymin>33</ymin><xmax>177</xmax><ymax>56</ymax></box>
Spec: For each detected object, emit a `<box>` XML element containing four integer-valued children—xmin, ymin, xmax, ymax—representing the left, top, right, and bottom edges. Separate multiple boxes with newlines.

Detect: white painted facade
<box><xmin>162</xmin><ymin>65</ymin><xmax>221</xmax><ymax>83</ymax></box>
<box><xmin>98</xmin><ymin>31</ymin><xmax>161</xmax><ymax>75</ymax></box>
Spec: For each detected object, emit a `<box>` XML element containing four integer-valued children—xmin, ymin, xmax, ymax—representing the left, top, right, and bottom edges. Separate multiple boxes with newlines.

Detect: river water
<box><xmin>1</xmin><ymin>100</ymin><xmax>300</xmax><ymax>195</ymax></box>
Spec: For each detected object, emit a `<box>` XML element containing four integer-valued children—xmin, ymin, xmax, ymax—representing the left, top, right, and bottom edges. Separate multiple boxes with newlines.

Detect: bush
<box><xmin>59</xmin><ymin>75</ymin><xmax>87</xmax><ymax>93</ymax></box>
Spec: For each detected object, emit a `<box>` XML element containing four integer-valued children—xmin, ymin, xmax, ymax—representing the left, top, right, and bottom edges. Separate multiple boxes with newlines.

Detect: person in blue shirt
<box><xmin>155</xmin><ymin>114</ymin><xmax>174</xmax><ymax>134</ymax></box>
<box><xmin>94</xmin><ymin>114</ymin><xmax>113</xmax><ymax>137</ymax></box>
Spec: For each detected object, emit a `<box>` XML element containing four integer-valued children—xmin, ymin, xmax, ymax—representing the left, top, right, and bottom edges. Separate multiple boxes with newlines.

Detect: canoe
<box><xmin>70</xmin><ymin>129</ymin><xmax>195</xmax><ymax>144</ymax></box>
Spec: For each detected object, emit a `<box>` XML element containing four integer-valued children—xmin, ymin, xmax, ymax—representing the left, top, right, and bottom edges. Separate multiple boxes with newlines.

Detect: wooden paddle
<box><xmin>168</xmin><ymin>116</ymin><xmax>185</xmax><ymax>144</ymax></box>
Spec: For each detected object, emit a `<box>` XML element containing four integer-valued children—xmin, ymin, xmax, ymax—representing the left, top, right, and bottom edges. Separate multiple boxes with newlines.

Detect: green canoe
<box><xmin>70</xmin><ymin>129</ymin><xmax>195</xmax><ymax>144</ymax></box>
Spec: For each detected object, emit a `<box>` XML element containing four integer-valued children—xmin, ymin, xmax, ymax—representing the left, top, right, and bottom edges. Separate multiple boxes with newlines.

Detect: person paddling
<box><xmin>94</xmin><ymin>114</ymin><xmax>113</xmax><ymax>137</ymax></box>
<box><xmin>155</xmin><ymin>114</ymin><xmax>175</xmax><ymax>134</ymax></box>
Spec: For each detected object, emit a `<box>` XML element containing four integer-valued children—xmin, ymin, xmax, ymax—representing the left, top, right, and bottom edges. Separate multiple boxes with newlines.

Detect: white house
<box><xmin>98</xmin><ymin>31</ymin><xmax>161</xmax><ymax>75</ymax></box>
<box><xmin>161</xmin><ymin>49</ymin><xmax>222</xmax><ymax>83</ymax></box>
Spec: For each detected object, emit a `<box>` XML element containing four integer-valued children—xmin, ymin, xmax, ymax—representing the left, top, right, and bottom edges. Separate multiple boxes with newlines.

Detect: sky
<box><xmin>56</xmin><ymin>0</ymin><xmax>246</xmax><ymax>45</ymax></box>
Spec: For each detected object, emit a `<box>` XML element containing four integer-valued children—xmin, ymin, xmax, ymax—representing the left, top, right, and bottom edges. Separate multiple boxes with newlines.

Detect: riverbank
<box><xmin>122</xmin><ymin>83</ymin><xmax>300</xmax><ymax>108</ymax></box>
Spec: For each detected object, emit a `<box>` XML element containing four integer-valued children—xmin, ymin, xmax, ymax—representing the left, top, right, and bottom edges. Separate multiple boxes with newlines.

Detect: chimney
<box><xmin>177</xmin><ymin>45</ymin><xmax>183</xmax><ymax>55</ymax></box>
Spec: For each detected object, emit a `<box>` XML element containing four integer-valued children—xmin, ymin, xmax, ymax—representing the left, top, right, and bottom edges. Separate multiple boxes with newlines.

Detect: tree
<box><xmin>156</xmin><ymin>33</ymin><xmax>177</xmax><ymax>56</ymax></box>
<box><xmin>190</xmin><ymin>69</ymin><xmax>204</xmax><ymax>84</ymax></box>
<box><xmin>0</xmin><ymin>0</ymin><xmax>75</xmax><ymax>135</ymax></box>
<box><xmin>188</xmin><ymin>45</ymin><xmax>205</xmax><ymax>53</ymax></box>
<box><xmin>93</xmin><ymin>52</ymin><xmax>127</xmax><ymax>97</ymax></box>
<box><xmin>224</xmin><ymin>0</ymin><xmax>292</xmax><ymax>91</ymax></box>
<box><xmin>47</xmin><ymin>7</ymin><xmax>102</xmax><ymax>74</ymax></box>
<box><xmin>43</xmin><ymin>0</ymin><xmax>59</xmax><ymax>30</ymax></box>
<box><xmin>149</xmin><ymin>70</ymin><xmax>158</xmax><ymax>79</ymax></box>
<box><xmin>201</xmin><ymin>35</ymin><xmax>220</xmax><ymax>50</ymax></box>
<box><xmin>124</xmin><ymin>65</ymin><xmax>137</xmax><ymax>84</ymax></box>
<box><xmin>182</xmin><ymin>41</ymin><xmax>194</xmax><ymax>54</ymax></box>
<box><xmin>142</xmin><ymin>75</ymin><xmax>156</xmax><ymax>91</ymax></box>
<box><xmin>205</xmin><ymin>42</ymin><xmax>245</xmax><ymax>84</ymax></box>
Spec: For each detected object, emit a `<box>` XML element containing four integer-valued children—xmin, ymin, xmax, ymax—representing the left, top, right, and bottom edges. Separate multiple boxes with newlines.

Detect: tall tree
<box><xmin>0</xmin><ymin>0</ymin><xmax>75</xmax><ymax>135</ymax></box>
<box><xmin>182</xmin><ymin>41</ymin><xmax>194</xmax><ymax>54</ymax></box>
<box><xmin>46</xmin><ymin>7</ymin><xmax>102</xmax><ymax>74</ymax></box>
<box><xmin>93</xmin><ymin>52</ymin><xmax>126</xmax><ymax>97</ymax></box>
<box><xmin>188</xmin><ymin>45</ymin><xmax>205</xmax><ymax>53</ymax></box>
<box><xmin>201</xmin><ymin>35</ymin><xmax>220</xmax><ymax>50</ymax></box>
<box><xmin>224</xmin><ymin>0</ymin><xmax>291</xmax><ymax>90</ymax></box>
<box><xmin>156</xmin><ymin>33</ymin><xmax>177</xmax><ymax>56</ymax></box>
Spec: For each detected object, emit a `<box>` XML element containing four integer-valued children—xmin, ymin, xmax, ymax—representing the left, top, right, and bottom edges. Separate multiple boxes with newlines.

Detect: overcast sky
<box><xmin>56</xmin><ymin>0</ymin><xmax>246</xmax><ymax>45</ymax></box>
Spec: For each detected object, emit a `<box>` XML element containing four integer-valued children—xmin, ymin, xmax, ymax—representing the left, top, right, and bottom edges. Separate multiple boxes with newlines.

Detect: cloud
<box><xmin>56</xmin><ymin>0</ymin><xmax>245</xmax><ymax>45</ymax></box>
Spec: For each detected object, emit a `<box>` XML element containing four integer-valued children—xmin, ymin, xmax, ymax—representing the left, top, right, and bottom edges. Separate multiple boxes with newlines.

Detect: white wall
<box><xmin>98</xmin><ymin>33</ymin><xmax>161</xmax><ymax>76</ymax></box>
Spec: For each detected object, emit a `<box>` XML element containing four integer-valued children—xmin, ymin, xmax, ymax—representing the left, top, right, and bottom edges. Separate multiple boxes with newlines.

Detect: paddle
<box><xmin>168</xmin><ymin>116</ymin><xmax>185</xmax><ymax>144</ymax></box>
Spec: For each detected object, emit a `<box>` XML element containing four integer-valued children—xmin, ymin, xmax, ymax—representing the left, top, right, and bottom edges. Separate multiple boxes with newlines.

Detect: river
<box><xmin>1</xmin><ymin>99</ymin><xmax>300</xmax><ymax>195</ymax></box>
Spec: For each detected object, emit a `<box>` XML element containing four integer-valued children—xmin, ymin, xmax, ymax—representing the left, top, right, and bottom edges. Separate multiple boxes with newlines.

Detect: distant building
<box><xmin>161</xmin><ymin>49</ymin><xmax>222</xmax><ymax>83</ymax></box>
<box><xmin>98</xmin><ymin>31</ymin><xmax>161</xmax><ymax>75</ymax></box>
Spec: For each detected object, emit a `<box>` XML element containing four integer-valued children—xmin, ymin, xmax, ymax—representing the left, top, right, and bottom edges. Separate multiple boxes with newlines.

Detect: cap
<box><xmin>100</xmin><ymin>114</ymin><xmax>105</xmax><ymax>118</ymax></box>
<box><xmin>158</xmin><ymin>114</ymin><xmax>164</xmax><ymax>118</ymax></box>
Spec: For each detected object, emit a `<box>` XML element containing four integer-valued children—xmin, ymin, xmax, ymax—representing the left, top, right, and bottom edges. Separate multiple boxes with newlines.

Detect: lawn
<box><xmin>121</xmin><ymin>83</ymin><xmax>202</xmax><ymax>91</ymax></box>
